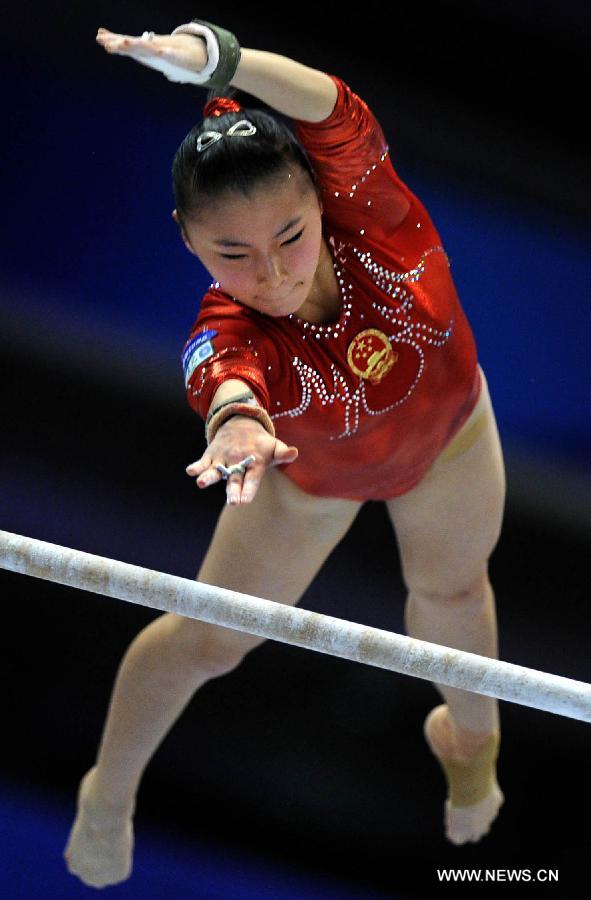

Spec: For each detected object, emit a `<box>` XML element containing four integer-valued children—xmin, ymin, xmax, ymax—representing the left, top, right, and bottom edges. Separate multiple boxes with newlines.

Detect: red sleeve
<box><xmin>293</xmin><ymin>76</ymin><xmax>411</xmax><ymax>239</ymax></box>
<box><xmin>181</xmin><ymin>290</ymin><xmax>274</xmax><ymax>420</ymax></box>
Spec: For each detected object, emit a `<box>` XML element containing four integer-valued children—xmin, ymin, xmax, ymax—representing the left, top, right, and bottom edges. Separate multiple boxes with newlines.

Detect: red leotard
<box><xmin>181</xmin><ymin>75</ymin><xmax>481</xmax><ymax>501</ymax></box>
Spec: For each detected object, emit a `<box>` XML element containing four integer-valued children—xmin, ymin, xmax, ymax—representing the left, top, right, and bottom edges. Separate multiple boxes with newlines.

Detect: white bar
<box><xmin>1</xmin><ymin>529</ymin><xmax>590</xmax><ymax>722</ymax></box>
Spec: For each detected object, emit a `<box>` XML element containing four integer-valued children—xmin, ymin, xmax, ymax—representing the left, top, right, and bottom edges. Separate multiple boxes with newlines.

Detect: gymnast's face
<box><xmin>174</xmin><ymin>168</ymin><xmax>325</xmax><ymax>319</ymax></box>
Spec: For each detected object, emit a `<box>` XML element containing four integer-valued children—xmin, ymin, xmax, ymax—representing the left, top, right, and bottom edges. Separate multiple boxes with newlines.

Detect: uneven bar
<box><xmin>1</xmin><ymin>529</ymin><xmax>590</xmax><ymax>722</ymax></box>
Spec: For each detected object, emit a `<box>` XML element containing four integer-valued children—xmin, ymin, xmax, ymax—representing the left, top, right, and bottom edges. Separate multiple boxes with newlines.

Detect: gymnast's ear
<box><xmin>172</xmin><ymin>209</ymin><xmax>197</xmax><ymax>256</ymax></box>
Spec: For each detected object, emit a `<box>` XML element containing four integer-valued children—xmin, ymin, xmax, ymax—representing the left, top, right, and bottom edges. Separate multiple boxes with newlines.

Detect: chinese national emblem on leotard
<box><xmin>347</xmin><ymin>329</ymin><xmax>398</xmax><ymax>385</ymax></box>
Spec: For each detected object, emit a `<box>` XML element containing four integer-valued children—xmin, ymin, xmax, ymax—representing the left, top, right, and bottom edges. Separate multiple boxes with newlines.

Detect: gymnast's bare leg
<box><xmin>386</xmin><ymin>367</ymin><xmax>506</xmax><ymax>844</ymax></box>
<box><xmin>63</xmin><ymin>468</ymin><xmax>361</xmax><ymax>888</ymax></box>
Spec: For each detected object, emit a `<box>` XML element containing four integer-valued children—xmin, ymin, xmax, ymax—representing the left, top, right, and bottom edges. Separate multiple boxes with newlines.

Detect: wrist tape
<box><xmin>205</xmin><ymin>390</ymin><xmax>256</xmax><ymax>427</ymax></box>
<box><xmin>170</xmin><ymin>20</ymin><xmax>241</xmax><ymax>88</ymax></box>
<box><xmin>206</xmin><ymin>403</ymin><xmax>275</xmax><ymax>445</ymax></box>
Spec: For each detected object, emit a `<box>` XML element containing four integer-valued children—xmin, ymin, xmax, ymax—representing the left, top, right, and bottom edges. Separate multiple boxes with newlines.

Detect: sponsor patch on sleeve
<box><xmin>182</xmin><ymin>329</ymin><xmax>218</xmax><ymax>386</ymax></box>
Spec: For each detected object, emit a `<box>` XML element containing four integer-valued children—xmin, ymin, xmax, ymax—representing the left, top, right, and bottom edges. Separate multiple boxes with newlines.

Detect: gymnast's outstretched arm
<box><xmin>95</xmin><ymin>26</ymin><xmax>330</xmax><ymax>505</ymax></box>
<box><xmin>186</xmin><ymin>379</ymin><xmax>299</xmax><ymax>507</ymax></box>
<box><xmin>95</xmin><ymin>26</ymin><xmax>338</xmax><ymax>122</ymax></box>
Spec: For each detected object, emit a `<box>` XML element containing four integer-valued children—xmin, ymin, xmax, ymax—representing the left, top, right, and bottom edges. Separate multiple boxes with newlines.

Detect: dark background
<box><xmin>2</xmin><ymin>2</ymin><xmax>590</xmax><ymax>896</ymax></box>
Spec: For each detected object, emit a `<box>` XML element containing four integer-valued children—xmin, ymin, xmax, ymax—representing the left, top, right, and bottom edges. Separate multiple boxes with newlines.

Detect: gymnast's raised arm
<box><xmin>95</xmin><ymin>25</ymin><xmax>338</xmax><ymax>122</ymax></box>
<box><xmin>97</xmin><ymin>23</ymin><xmax>308</xmax><ymax>505</ymax></box>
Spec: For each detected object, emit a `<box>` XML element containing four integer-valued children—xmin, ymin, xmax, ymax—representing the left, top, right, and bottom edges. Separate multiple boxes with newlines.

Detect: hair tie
<box><xmin>203</xmin><ymin>97</ymin><xmax>243</xmax><ymax>119</ymax></box>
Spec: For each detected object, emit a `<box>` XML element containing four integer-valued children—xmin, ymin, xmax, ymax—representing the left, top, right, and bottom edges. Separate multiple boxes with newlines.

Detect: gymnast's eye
<box><xmin>220</xmin><ymin>228</ymin><xmax>305</xmax><ymax>260</ymax></box>
<box><xmin>282</xmin><ymin>228</ymin><xmax>305</xmax><ymax>245</ymax></box>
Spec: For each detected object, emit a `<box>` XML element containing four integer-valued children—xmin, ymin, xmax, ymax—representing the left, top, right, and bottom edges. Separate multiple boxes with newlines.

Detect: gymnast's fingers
<box><xmin>96</xmin><ymin>29</ymin><xmax>164</xmax><ymax>58</ymax></box>
<box><xmin>237</xmin><ymin>460</ymin><xmax>265</xmax><ymax>505</ymax></box>
<box><xmin>197</xmin><ymin>466</ymin><xmax>224</xmax><ymax>489</ymax></box>
<box><xmin>186</xmin><ymin>454</ymin><xmax>212</xmax><ymax>478</ymax></box>
<box><xmin>270</xmin><ymin>439</ymin><xmax>299</xmax><ymax>467</ymax></box>
<box><xmin>96</xmin><ymin>29</ymin><xmax>138</xmax><ymax>51</ymax></box>
<box><xmin>186</xmin><ymin>454</ymin><xmax>224</xmax><ymax>488</ymax></box>
<box><xmin>225</xmin><ymin>471</ymin><xmax>245</xmax><ymax>507</ymax></box>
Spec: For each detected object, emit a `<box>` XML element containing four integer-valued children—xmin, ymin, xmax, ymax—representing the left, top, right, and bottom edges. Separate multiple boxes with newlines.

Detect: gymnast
<box><xmin>64</xmin><ymin>19</ymin><xmax>507</xmax><ymax>888</ymax></box>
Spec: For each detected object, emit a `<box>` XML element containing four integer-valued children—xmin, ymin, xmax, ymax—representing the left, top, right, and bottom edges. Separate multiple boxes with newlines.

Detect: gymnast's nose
<box><xmin>257</xmin><ymin>253</ymin><xmax>287</xmax><ymax>288</ymax></box>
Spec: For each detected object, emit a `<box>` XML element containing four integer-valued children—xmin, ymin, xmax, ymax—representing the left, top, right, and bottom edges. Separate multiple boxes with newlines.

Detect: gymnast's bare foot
<box><xmin>63</xmin><ymin>766</ymin><xmax>135</xmax><ymax>888</ymax></box>
<box><xmin>424</xmin><ymin>704</ymin><xmax>504</xmax><ymax>845</ymax></box>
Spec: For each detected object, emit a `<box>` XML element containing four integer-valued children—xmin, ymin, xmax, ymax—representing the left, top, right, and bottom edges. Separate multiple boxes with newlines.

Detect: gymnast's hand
<box><xmin>185</xmin><ymin>417</ymin><xmax>299</xmax><ymax>506</ymax></box>
<box><xmin>95</xmin><ymin>27</ymin><xmax>208</xmax><ymax>83</ymax></box>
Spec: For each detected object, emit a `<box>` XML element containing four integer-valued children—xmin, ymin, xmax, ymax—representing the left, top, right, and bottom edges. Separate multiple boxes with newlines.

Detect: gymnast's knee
<box><xmin>407</xmin><ymin>570</ymin><xmax>492</xmax><ymax>608</ymax></box>
<box><xmin>161</xmin><ymin>612</ymin><xmax>265</xmax><ymax>677</ymax></box>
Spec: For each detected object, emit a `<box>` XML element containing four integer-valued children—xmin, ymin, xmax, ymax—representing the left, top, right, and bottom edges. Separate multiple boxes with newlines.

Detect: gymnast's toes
<box><xmin>445</xmin><ymin>784</ymin><xmax>505</xmax><ymax>845</ymax></box>
<box><xmin>64</xmin><ymin>816</ymin><xmax>134</xmax><ymax>887</ymax></box>
<box><xmin>63</xmin><ymin>768</ymin><xmax>134</xmax><ymax>887</ymax></box>
<box><xmin>423</xmin><ymin>704</ymin><xmax>503</xmax><ymax>845</ymax></box>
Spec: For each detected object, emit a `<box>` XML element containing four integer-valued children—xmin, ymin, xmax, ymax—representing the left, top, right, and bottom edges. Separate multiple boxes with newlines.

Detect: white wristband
<box><xmin>170</xmin><ymin>22</ymin><xmax>220</xmax><ymax>83</ymax></box>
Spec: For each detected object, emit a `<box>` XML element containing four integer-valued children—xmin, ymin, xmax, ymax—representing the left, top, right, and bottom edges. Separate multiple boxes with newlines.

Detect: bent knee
<box><xmin>166</xmin><ymin>613</ymin><xmax>265</xmax><ymax>676</ymax></box>
<box><xmin>409</xmin><ymin>571</ymin><xmax>492</xmax><ymax>607</ymax></box>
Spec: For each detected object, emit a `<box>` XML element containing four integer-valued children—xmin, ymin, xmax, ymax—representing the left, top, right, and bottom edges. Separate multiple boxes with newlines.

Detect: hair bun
<box><xmin>203</xmin><ymin>97</ymin><xmax>243</xmax><ymax>119</ymax></box>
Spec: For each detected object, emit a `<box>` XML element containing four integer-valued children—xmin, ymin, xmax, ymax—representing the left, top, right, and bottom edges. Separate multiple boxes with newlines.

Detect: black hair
<box><xmin>172</xmin><ymin>86</ymin><xmax>319</xmax><ymax>228</ymax></box>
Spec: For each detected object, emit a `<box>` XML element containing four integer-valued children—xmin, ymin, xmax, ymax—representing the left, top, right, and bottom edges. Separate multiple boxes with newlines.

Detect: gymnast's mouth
<box><xmin>256</xmin><ymin>282</ymin><xmax>304</xmax><ymax>303</ymax></box>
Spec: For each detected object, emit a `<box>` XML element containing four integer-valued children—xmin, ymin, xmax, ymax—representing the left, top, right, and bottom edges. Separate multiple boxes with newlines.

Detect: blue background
<box><xmin>3</xmin><ymin>19</ymin><xmax>589</xmax><ymax>471</ymax></box>
<box><xmin>2</xmin><ymin>3</ymin><xmax>590</xmax><ymax>897</ymax></box>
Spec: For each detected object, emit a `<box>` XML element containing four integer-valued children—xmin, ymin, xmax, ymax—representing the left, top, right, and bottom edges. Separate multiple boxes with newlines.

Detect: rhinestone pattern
<box><xmin>272</xmin><ymin>243</ymin><xmax>454</xmax><ymax>439</ymax></box>
<box><xmin>353</xmin><ymin>245</ymin><xmax>447</xmax><ymax>288</ymax></box>
<box><xmin>191</xmin><ymin>344</ymin><xmax>259</xmax><ymax>400</ymax></box>
<box><xmin>190</xmin><ymin>115</ymin><xmax>455</xmax><ymax>442</ymax></box>
<box><xmin>332</xmin><ymin>150</ymin><xmax>389</xmax><ymax>199</ymax></box>
<box><xmin>288</xmin><ymin>263</ymin><xmax>354</xmax><ymax>340</ymax></box>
